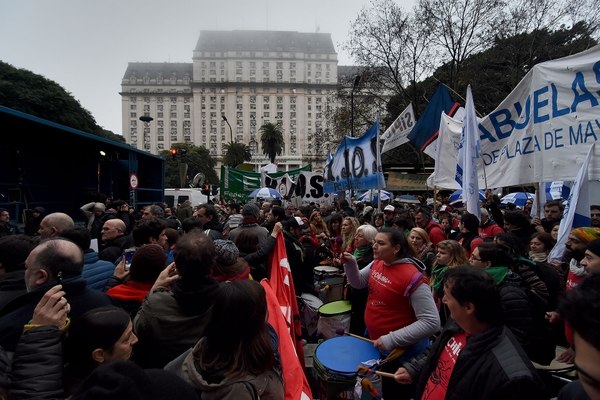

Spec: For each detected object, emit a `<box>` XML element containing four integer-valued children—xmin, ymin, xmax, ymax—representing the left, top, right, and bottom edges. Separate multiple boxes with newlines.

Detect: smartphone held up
<box><xmin>123</xmin><ymin>247</ymin><xmax>136</xmax><ymax>271</ymax></box>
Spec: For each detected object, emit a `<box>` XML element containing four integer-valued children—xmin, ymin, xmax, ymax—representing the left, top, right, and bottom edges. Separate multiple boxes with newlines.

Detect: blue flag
<box><xmin>408</xmin><ymin>84</ymin><xmax>461</xmax><ymax>151</ymax></box>
<box><xmin>324</xmin><ymin>120</ymin><xmax>385</xmax><ymax>193</ymax></box>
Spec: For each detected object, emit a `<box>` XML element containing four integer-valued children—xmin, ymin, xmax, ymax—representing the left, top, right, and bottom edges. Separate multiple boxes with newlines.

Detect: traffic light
<box><xmin>201</xmin><ymin>183</ymin><xmax>210</xmax><ymax>195</ymax></box>
<box><xmin>170</xmin><ymin>148</ymin><xmax>177</xmax><ymax>160</ymax></box>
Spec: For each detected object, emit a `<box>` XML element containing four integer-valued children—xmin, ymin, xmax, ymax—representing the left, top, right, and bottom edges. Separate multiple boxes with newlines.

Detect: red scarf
<box><xmin>106</xmin><ymin>281</ymin><xmax>153</xmax><ymax>302</ymax></box>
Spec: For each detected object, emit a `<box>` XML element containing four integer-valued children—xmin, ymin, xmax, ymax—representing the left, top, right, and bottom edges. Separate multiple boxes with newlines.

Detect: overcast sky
<box><xmin>0</xmin><ymin>0</ymin><xmax>414</xmax><ymax>135</ymax></box>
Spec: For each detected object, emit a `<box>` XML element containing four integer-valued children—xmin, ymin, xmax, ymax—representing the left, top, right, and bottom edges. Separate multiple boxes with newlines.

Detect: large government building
<box><xmin>120</xmin><ymin>30</ymin><xmax>341</xmax><ymax>172</ymax></box>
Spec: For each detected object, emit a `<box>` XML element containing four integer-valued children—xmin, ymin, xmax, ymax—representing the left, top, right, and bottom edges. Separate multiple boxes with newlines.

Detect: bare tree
<box><xmin>345</xmin><ymin>0</ymin><xmax>416</xmax><ymax>97</ymax></box>
<box><xmin>567</xmin><ymin>0</ymin><xmax>600</xmax><ymax>39</ymax></box>
<box><xmin>416</xmin><ymin>0</ymin><xmax>505</xmax><ymax>89</ymax></box>
<box><xmin>499</xmin><ymin>0</ymin><xmax>569</xmax><ymax>38</ymax></box>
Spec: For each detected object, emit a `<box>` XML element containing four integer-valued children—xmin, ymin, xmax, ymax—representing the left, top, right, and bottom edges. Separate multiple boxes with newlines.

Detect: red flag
<box><xmin>261</xmin><ymin>233</ymin><xmax>312</xmax><ymax>400</ymax></box>
<box><xmin>268</xmin><ymin>233</ymin><xmax>305</xmax><ymax>361</ymax></box>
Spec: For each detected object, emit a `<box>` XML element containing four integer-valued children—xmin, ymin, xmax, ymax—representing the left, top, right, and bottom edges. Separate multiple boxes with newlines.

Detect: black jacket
<box><xmin>0</xmin><ymin>270</ymin><xmax>26</xmax><ymax>313</ymax></box>
<box><xmin>98</xmin><ymin>234</ymin><xmax>133</xmax><ymax>264</ymax></box>
<box><xmin>10</xmin><ymin>326</ymin><xmax>64</xmax><ymax>400</ymax></box>
<box><xmin>405</xmin><ymin>322</ymin><xmax>548</xmax><ymax>400</ymax></box>
<box><xmin>0</xmin><ymin>277</ymin><xmax>113</xmax><ymax>352</ymax></box>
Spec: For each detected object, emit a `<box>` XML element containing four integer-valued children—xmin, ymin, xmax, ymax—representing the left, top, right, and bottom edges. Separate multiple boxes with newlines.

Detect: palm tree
<box><xmin>259</xmin><ymin>122</ymin><xmax>284</xmax><ymax>163</ymax></box>
<box><xmin>222</xmin><ymin>142</ymin><xmax>252</xmax><ymax>168</ymax></box>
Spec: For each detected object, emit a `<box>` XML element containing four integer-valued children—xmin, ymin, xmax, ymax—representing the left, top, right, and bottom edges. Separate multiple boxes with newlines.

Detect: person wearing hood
<box><xmin>176</xmin><ymin>199</ymin><xmax>194</xmax><ymax>222</ymax></box>
<box><xmin>165</xmin><ymin>280</ymin><xmax>283</xmax><ymax>399</ymax></box>
<box><xmin>133</xmin><ymin>230</ymin><xmax>220</xmax><ymax>368</ymax></box>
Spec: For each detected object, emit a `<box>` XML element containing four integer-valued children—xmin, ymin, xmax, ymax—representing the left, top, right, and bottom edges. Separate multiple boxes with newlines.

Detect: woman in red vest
<box><xmin>341</xmin><ymin>228</ymin><xmax>440</xmax><ymax>399</ymax></box>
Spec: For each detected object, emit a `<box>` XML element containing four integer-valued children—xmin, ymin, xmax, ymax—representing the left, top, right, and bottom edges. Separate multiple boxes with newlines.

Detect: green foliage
<box><xmin>222</xmin><ymin>141</ymin><xmax>252</xmax><ymax>167</ymax></box>
<box><xmin>161</xmin><ymin>144</ymin><xmax>218</xmax><ymax>188</ymax></box>
<box><xmin>259</xmin><ymin>122</ymin><xmax>284</xmax><ymax>163</ymax></box>
<box><xmin>0</xmin><ymin>61</ymin><xmax>124</xmax><ymax>142</ymax></box>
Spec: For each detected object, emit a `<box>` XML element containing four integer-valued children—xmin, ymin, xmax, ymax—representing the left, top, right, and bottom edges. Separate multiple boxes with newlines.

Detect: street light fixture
<box><xmin>350</xmin><ymin>75</ymin><xmax>361</xmax><ymax>137</ymax></box>
<box><xmin>139</xmin><ymin>114</ymin><xmax>153</xmax><ymax>125</ymax></box>
<box><xmin>222</xmin><ymin>115</ymin><xmax>234</xmax><ymax>143</ymax></box>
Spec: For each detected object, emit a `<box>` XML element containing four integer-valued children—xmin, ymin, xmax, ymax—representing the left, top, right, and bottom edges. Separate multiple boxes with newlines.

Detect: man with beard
<box><xmin>414</xmin><ymin>207</ymin><xmax>446</xmax><ymax>246</ymax></box>
<box><xmin>563</xmin><ymin>227</ymin><xmax>600</xmax><ymax>291</ymax></box>
<box><xmin>547</xmin><ymin>227</ymin><xmax>600</xmax><ymax>364</ymax></box>
<box><xmin>532</xmin><ymin>200</ymin><xmax>564</xmax><ymax>233</ymax></box>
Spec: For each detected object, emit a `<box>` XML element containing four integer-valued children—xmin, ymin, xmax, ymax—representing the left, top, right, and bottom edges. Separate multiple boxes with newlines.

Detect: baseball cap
<box><xmin>384</xmin><ymin>205</ymin><xmax>395</xmax><ymax>212</ymax></box>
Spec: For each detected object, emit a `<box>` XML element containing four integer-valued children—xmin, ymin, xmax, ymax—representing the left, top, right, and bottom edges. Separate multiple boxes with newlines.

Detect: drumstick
<box><xmin>361</xmin><ymin>377</ymin><xmax>382</xmax><ymax>400</ymax></box>
<box><xmin>356</xmin><ymin>365</ymin><xmax>396</xmax><ymax>379</ymax></box>
<box><xmin>335</xmin><ymin>328</ymin><xmax>374</xmax><ymax>343</ymax></box>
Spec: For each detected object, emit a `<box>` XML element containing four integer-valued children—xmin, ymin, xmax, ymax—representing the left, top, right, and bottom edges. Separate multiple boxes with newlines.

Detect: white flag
<box><xmin>381</xmin><ymin>103</ymin><xmax>415</xmax><ymax>154</ymax></box>
<box><xmin>427</xmin><ymin>112</ymin><xmax>462</xmax><ymax>190</ymax></box>
<box><xmin>548</xmin><ymin>143</ymin><xmax>594</xmax><ymax>263</ymax></box>
<box><xmin>455</xmin><ymin>85</ymin><xmax>481</xmax><ymax>220</ymax></box>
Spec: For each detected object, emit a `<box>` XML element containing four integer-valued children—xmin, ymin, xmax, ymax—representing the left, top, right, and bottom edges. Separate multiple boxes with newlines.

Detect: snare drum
<box><xmin>314</xmin><ymin>266</ymin><xmax>340</xmax><ymax>283</ymax></box>
<box><xmin>533</xmin><ymin>346</ymin><xmax>576</xmax><ymax>395</ymax></box>
<box><xmin>317</xmin><ymin>300</ymin><xmax>352</xmax><ymax>339</ymax></box>
<box><xmin>316</xmin><ymin>276</ymin><xmax>345</xmax><ymax>304</ymax></box>
<box><xmin>299</xmin><ymin>293</ymin><xmax>323</xmax><ymax>341</ymax></box>
<box><xmin>313</xmin><ymin>336</ymin><xmax>381</xmax><ymax>400</ymax></box>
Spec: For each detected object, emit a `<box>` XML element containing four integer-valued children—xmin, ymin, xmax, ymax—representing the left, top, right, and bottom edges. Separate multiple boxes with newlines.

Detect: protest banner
<box><xmin>323</xmin><ymin>120</ymin><xmax>385</xmax><ymax>193</ymax></box>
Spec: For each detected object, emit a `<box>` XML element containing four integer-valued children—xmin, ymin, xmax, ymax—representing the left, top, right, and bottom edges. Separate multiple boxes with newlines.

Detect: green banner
<box><xmin>220</xmin><ymin>165</ymin><xmax>312</xmax><ymax>203</ymax></box>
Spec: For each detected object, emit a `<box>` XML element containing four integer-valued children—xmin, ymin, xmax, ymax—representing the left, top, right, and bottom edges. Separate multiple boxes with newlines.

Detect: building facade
<box><xmin>120</xmin><ymin>30</ymin><xmax>339</xmax><ymax>172</ymax></box>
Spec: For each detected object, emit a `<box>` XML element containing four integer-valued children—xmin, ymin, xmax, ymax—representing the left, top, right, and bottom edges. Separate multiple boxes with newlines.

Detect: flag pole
<box><xmin>533</xmin><ymin>182</ymin><xmax>542</xmax><ymax>218</ymax></box>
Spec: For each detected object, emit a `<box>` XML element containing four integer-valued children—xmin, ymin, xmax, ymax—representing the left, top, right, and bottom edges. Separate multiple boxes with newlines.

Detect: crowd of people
<box><xmin>0</xmin><ymin>190</ymin><xmax>599</xmax><ymax>399</ymax></box>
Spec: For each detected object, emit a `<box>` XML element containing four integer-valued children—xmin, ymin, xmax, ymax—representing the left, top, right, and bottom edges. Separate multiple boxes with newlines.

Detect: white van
<box><xmin>164</xmin><ymin>188</ymin><xmax>209</xmax><ymax>209</ymax></box>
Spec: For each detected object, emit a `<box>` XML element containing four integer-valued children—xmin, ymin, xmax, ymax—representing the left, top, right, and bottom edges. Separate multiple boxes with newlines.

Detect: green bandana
<box><xmin>484</xmin><ymin>266</ymin><xmax>509</xmax><ymax>285</ymax></box>
<box><xmin>353</xmin><ymin>245</ymin><xmax>370</xmax><ymax>261</ymax></box>
<box><xmin>431</xmin><ymin>265</ymin><xmax>448</xmax><ymax>293</ymax></box>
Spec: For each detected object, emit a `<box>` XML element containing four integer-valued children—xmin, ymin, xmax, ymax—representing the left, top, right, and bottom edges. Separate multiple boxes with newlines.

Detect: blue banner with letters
<box><xmin>324</xmin><ymin>121</ymin><xmax>385</xmax><ymax>193</ymax></box>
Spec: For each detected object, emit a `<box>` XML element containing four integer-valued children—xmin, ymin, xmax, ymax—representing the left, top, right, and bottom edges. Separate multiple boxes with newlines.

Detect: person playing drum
<box><xmin>341</xmin><ymin>228</ymin><xmax>440</xmax><ymax>399</ymax></box>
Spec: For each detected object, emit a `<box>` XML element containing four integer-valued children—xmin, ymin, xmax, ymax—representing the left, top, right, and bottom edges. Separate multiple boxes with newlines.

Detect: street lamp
<box><xmin>350</xmin><ymin>75</ymin><xmax>361</xmax><ymax>137</ymax></box>
<box><xmin>222</xmin><ymin>115</ymin><xmax>234</xmax><ymax>143</ymax></box>
<box><xmin>139</xmin><ymin>114</ymin><xmax>153</xmax><ymax>125</ymax></box>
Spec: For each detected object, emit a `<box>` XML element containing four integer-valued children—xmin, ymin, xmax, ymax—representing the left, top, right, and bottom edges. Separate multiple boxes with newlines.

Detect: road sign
<box><xmin>129</xmin><ymin>173</ymin><xmax>139</xmax><ymax>189</ymax></box>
